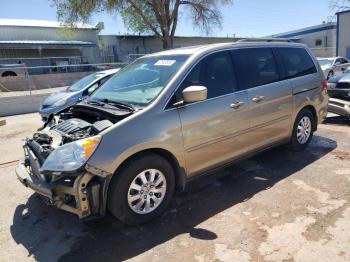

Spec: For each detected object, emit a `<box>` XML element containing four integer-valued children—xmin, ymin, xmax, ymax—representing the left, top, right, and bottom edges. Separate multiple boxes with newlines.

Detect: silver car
<box><xmin>317</xmin><ymin>56</ymin><xmax>350</xmax><ymax>79</ymax></box>
<box><xmin>39</xmin><ymin>68</ymin><xmax>120</xmax><ymax>122</ymax></box>
<box><xmin>0</xmin><ymin>63</ymin><xmax>27</xmax><ymax>77</ymax></box>
<box><xmin>16</xmin><ymin>42</ymin><xmax>328</xmax><ymax>225</ymax></box>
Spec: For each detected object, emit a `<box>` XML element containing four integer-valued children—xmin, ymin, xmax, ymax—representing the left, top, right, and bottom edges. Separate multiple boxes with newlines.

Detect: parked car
<box><xmin>39</xmin><ymin>68</ymin><xmax>120</xmax><ymax>121</ymax></box>
<box><xmin>328</xmin><ymin>98</ymin><xmax>350</xmax><ymax>118</ymax></box>
<box><xmin>327</xmin><ymin>70</ymin><xmax>350</xmax><ymax>118</ymax></box>
<box><xmin>16</xmin><ymin>42</ymin><xmax>328</xmax><ymax>225</ymax></box>
<box><xmin>0</xmin><ymin>63</ymin><xmax>27</xmax><ymax>77</ymax></box>
<box><xmin>327</xmin><ymin>69</ymin><xmax>350</xmax><ymax>100</ymax></box>
<box><xmin>317</xmin><ymin>57</ymin><xmax>350</xmax><ymax>79</ymax></box>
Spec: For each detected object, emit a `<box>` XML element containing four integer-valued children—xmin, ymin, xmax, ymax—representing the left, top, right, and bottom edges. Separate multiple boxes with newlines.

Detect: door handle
<box><xmin>252</xmin><ymin>95</ymin><xmax>265</xmax><ymax>103</ymax></box>
<box><xmin>230</xmin><ymin>101</ymin><xmax>245</xmax><ymax>109</ymax></box>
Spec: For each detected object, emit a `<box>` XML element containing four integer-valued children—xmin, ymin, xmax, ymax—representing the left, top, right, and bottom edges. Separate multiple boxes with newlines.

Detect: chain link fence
<box><xmin>0</xmin><ymin>62</ymin><xmax>126</xmax><ymax>93</ymax></box>
<box><xmin>0</xmin><ymin>53</ymin><xmax>154</xmax><ymax>93</ymax></box>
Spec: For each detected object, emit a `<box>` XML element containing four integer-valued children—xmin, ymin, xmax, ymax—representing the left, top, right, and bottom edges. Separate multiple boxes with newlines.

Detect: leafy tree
<box><xmin>53</xmin><ymin>0</ymin><xmax>233</xmax><ymax>49</ymax></box>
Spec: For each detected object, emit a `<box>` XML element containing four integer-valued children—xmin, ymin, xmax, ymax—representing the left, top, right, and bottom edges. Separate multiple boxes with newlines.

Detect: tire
<box><xmin>288</xmin><ymin>109</ymin><xmax>315</xmax><ymax>151</ymax></box>
<box><xmin>1</xmin><ymin>71</ymin><xmax>17</xmax><ymax>77</ymax></box>
<box><xmin>108</xmin><ymin>153</ymin><xmax>175</xmax><ymax>225</ymax></box>
<box><xmin>327</xmin><ymin>71</ymin><xmax>334</xmax><ymax>80</ymax></box>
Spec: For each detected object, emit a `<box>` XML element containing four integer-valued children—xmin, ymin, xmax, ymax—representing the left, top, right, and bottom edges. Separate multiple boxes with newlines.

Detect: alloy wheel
<box><xmin>297</xmin><ymin>116</ymin><xmax>312</xmax><ymax>144</ymax></box>
<box><xmin>127</xmin><ymin>169</ymin><xmax>167</xmax><ymax>214</ymax></box>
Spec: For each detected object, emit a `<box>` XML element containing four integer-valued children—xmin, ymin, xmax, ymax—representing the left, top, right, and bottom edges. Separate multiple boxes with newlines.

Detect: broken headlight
<box><xmin>41</xmin><ymin>135</ymin><xmax>101</xmax><ymax>173</ymax></box>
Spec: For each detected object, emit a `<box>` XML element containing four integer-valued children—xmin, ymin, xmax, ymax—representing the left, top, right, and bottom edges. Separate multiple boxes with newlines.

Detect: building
<box><xmin>0</xmin><ymin>19</ymin><xmax>103</xmax><ymax>71</ymax></box>
<box><xmin>336</xmin><ymin>10</ymin><xmax>350</xmax><ymax>58</ymax></box>
<box><xmin>270</xmin><ymin>22</ymin><xmax>337</xmax><ymax>57</ymax></box>
<box><xmin>98</xmin><ymin>35</ymin><xmax>241</xmax><ymax>62</ymax></box>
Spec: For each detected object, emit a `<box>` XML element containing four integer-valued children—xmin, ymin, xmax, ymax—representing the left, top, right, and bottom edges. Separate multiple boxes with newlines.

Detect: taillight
<box><xmin>322</xmin><ymin>80</ymin><xmax>327</xmax><ymax>91</ymax></box>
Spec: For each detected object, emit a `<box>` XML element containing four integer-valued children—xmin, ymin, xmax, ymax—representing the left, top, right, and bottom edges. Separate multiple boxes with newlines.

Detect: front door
<box><xmin>174</xmin><ymin>51</ymin><xmax>251</xmax><ymax>176</ymax></box>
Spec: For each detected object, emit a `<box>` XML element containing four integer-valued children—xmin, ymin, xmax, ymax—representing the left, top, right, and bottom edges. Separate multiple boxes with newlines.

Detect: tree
<box><xmin>53</xmin><ymin>0</ymin><xmax>233</xmax><ymax>49</ymax></box>
<box><xmin>330</xmin><ymin>0</ymin><xmax>350</xmax><ymax>12</ymax></box>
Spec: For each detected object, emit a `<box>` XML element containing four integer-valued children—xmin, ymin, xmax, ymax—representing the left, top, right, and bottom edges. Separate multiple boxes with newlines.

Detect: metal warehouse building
<box><xmin>98</xmin><ymin>35</ymin><xmax>241</xmax><ymax>63</ymax></box>
<box><xmin>0</xmin><ymin>19</ymin><xmax>103</xmax><ymax>68</ymax></box>
<box><xmin>270</xmin><ymin>22</ymin><xmax>337</xmax><ymax>57</ymax></box>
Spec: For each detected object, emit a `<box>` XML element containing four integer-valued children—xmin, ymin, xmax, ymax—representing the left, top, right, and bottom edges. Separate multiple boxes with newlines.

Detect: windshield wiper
<box><xmin>86</xmin><ymin>99</ymin><xmax>104</xmax><ymax>106</ymax></box>
<box><xmin>97</xmin><ymin>99</ymin><xmax>136</xmax><ymax>112</ymax></box>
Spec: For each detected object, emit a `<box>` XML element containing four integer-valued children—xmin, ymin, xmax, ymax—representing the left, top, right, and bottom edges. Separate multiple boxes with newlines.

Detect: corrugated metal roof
<box><xmin>0</xmin><ymin>19</ymin><xmax>96</xmax><ymax>29</ymax></box>
<box><xmin>270</xmin><ymin>22</ymin><xmax>337</xmax><ymax>38</ymax></box>
<box><xmin>0</xmin><ymin>40</ymin><xmax>93</xmax><ymax>44</ymax></box>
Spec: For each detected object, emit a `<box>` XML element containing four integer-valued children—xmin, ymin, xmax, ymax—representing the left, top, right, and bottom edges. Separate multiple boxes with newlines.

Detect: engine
<box><xmin>25</xmin><ymin>100</ymin><xmax>133</xmax><ymax>166</ymax></box>
<box><xmin>27</xmin><ymin>113</ymin><xmax>121</xmax><ymax>167</ymax></box>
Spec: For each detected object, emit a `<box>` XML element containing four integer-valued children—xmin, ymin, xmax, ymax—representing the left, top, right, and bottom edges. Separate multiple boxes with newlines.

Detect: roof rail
<box><xmin>237</xmin><ymin>38</ymin><xmax>294</xmax><ymax>43</ymax></box>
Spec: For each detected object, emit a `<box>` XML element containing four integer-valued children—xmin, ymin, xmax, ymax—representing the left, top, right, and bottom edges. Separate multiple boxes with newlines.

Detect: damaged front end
<box><xmin>16</xmin><ymin>103</ymin><xmax>131</xmax><ymax>219</ymax></box>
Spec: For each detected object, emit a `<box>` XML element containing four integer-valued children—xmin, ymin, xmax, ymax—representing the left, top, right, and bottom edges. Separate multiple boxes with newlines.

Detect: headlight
<box><xmin>41</xmin><ymin>135</ymin><xmax>101</xmax><ymax>172</ymax></box>
<box><xmin>327</xmin><ymin>83</ymin><xmax>336</xmax><ymax>89</ymax></box>
<box><xmin>53</xmin><ymin>96</ymin><xmax>69</xmax><ymax>107</ymax></box>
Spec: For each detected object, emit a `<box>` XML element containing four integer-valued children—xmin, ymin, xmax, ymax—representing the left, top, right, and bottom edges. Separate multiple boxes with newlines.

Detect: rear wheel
<box><xmin>288</xmin><ymin>109</ymin><xmax>315</xmax><ymax>151</ymax></box>
<box><xmin>108</xmin><ymin>153</ymin><xmax>175</xmax><ymax>225</ymax></box>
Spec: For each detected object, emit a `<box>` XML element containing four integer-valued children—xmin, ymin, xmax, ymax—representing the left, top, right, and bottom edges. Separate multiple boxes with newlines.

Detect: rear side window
<box><xmin>340</xmin><ymin>58</ymin><xmax>349</xmax><ymax>64</ymax></box>
<box><xmin>275</xmin><ymin>48</ymin><xmax>317</xmax><ymax>79</ymax></box>
<box><xmin>231</xmin><ymin>48</ymin><xmax>279</xmax><ymax>90</ymax></box>
<box><xmin>178</xmin><ymin>51</ymin><xmax>237</xmax><ymax>99</ymax></box>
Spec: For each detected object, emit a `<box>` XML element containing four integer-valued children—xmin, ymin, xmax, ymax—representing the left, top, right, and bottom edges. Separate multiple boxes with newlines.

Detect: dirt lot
<box><xmin>0</xmin><ymin>113</ymin><xmax>349</xmax><ymax>262</ymax></box>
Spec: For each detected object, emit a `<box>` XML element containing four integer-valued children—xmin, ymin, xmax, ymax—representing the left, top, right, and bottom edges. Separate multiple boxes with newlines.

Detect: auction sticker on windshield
<box><xmin>154</xmin><ymin>60</ymin><xmax>176</xmax><ymax>66</ymax></box>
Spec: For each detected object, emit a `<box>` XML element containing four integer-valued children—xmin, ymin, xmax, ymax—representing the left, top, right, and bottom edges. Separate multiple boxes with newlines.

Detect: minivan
<box><xmin>16</xmin><ymin>42</ymin><xmax>328</xmax><ymax>225</ymax></box>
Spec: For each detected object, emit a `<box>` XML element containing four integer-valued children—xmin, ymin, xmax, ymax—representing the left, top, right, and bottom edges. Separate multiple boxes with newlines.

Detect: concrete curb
<box><xmin>0</xmin><ymin>87</ymin><xmax>66</xmax><ymax>117</ymax></box>
<box><xmin>0</xmin><ymin>93</ymin><xmax>50</xmax><ymax>117</ymax></box>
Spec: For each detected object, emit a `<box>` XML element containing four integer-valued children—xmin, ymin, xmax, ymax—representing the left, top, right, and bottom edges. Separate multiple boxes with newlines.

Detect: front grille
<box><xmin>336</xmin><ymin>82</ymin><xmax>350</xmax><ymax>89</ymax></box>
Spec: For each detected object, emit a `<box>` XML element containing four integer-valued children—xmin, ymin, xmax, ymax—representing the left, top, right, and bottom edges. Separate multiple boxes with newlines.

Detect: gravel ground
<box><xmin>0</xmin><ymin>113</ymin><xmax>349</xmax><ymax>262</ymax></box>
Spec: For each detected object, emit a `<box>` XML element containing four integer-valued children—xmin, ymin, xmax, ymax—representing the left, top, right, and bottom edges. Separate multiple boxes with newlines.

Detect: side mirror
<box><xmin>335</xmin><ymin>61</ymin><xmax>341</xmax><ymax>66</ymax></box>
<box><xmin>182</xmin><ymin>85</ymin><xmax>207</xmax><ymax>103</ymax></box>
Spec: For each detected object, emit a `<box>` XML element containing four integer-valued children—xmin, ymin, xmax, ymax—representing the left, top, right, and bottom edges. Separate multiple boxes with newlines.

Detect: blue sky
<box><xmin>0</xmin><ymin>0</ymin><xmax>335</xmax><ymax>37</ymax></box>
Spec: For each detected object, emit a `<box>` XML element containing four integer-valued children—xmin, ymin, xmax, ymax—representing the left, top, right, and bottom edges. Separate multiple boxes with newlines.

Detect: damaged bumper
<box><xmin>15</xmin><ymin>145</ymin><xmax>109</xmax><ymax>219</ymax></box>
<box><xmin>328</xmin><ymin>98</ymin><xmax>350</xmax><ymax>118</ymax></box>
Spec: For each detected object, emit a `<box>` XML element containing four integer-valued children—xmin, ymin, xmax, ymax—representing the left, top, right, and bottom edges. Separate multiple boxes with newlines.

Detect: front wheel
<box><xmin>108</xmin><ymin>153</ymin><xmax>175</xmax><ymax>225</ymax></box>
<box><xmin>288</xmin><ymin>109</ymin><xmax>315</xmax><ymax>151</ymax></box>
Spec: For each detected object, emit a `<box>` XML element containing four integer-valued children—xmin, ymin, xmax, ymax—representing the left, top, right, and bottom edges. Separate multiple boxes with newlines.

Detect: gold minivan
<box><xmin>16</xmin><ymin>42</ymin><xmax>328</xmax><ymax>225</ymax></box>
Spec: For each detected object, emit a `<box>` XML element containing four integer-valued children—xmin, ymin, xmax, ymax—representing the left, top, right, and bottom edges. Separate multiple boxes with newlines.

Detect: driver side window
<box><xmin>174</xmin><ymin>51</ymin><xmax>237</xmax><ymax>103</ymax></box>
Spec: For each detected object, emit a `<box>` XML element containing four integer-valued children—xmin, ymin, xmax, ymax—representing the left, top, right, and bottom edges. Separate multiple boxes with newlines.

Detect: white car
<box><xmin>317</xmin><ymin>57</ymin><xmax>350</xmax><ymax>79</ymax></box>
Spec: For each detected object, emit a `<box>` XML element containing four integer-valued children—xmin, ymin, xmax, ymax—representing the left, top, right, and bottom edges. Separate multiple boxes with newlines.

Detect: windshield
<box><xmin>90</xmin><ymin>55</ymin><xmax>189</xmax><ymax>106</ymax></box>
<box><xmin>68</xmin><ymin>73</ymin><xmax>100</xmax><ymax>92</ymax></box>
<box><xmin>317</xmin><ymin>59</ymin><xmax>334</xmax><ymax>67</ymax></box>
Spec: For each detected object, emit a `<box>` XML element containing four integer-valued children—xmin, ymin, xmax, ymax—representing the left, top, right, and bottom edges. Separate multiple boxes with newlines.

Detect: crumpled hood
<box><xmin>42</xmin><ymin>91</ymin><xmax>79</xmax><ymax>106</ymax></box>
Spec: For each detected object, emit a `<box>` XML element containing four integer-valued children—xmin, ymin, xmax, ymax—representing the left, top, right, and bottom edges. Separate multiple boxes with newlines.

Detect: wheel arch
<box><xmin>1</xmin><ymin>71</ymin><xmax>17</xmax><ymax>77</ymax></box>
<box><xmin>109</xmin><ymin>148</ymin><xmax>187</xmax><ymax>193</ymax></box>
<box><xmin>298</xmin><ymin>105</ymin><xmax>318</xmax><ymax>131</ymax></box>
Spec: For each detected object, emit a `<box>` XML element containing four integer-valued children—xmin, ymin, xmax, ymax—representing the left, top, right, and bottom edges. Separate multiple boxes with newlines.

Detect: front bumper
<box><xmin>328</xmin><ymin>98</ymin><xmax>350</xmax><ymax>118</ymax></box>
<box><xmin>327</xmin><ymin>88</ymin><xmax>350</xmax><ymax>99</ymax></box>
<box><xmin>15</xmin><ymin>147</ymin><xmax>106</xmax><ymax>219</ymax></box>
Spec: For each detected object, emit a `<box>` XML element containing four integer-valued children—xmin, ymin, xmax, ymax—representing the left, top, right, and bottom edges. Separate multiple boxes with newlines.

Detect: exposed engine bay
<box><xmin>16</xmin><ymin>104</ymin><xmax>134</xmax><ymax>219</ymax></box>
<box><xmin>26</xmin><ymin>103</ymin><xmax>131</xmax><ymax>166</ymax></box>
